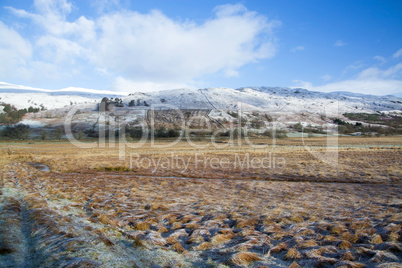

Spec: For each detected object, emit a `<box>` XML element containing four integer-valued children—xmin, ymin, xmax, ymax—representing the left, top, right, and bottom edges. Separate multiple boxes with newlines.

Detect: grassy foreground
<box><xmin>0</xmin><ymin>136</ymin><xmax>401</xmax><ymax>267</ymax></box>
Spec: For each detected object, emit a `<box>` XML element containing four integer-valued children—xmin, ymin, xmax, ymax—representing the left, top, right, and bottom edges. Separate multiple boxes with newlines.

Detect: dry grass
<box><xmin>3</xmin><ymin>136</ymin><xmax>401</xmax><ymax>184</ymax></box>
<box><xmin>194</xmin><ymin>242</ymin><xmax>212</xmax><ymax>251</ymax></box>
<box><xmin>0</xmin><ymin>137</ymin><xmax>401</xmax><ymax>267</ymax></box>
<box><xmin>284</xmin><ymin>248</ymin><xmax>302</xmax><ymax>260</ymax></box>
<box><xmin>211</xmin><ymin>233</ymin><xmax>234</xmax><ymax>245</ymax></box>
<box><xmin>298</xmin><ymin>239</ymin><xmax>318</xmax><ymax>249</ymax></box>
<box><xmin>339</xmin><ymin>240</ymin><xmax>353</xmax><ymax>250</ymax></box>
<box><xmin>229</xmin><ymin>252</ymin><xmax>263</xmax><ymax>266</ymax></box>
<box><xmin>370</xmin><ymin>234</ymin><xmax>384</xmax><ymax>245</ymax></box>
<box><xmin>288</xmin><ymin>261</ymin><xmax>301</xmax><ymax>268</ymax></box>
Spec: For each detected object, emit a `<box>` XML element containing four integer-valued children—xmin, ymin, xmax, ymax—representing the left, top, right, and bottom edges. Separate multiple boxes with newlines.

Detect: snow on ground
<box><xmin>18</xmin><ymin>119</ymin><xmax>46</xmax><ymax>128</ymax></box>
<box><xmin>0</xmin><ymin>92</ymin><xmax>102</xmax><ymax>110</ymax></box>
<box><xmin>0</xmin><ymin>82</ymin><xmax>401</xmax><ymax>121</ymax></box>
<box><xmin>0</xmin><ymin>82</ymin><xmax>126</xmax><ymax>110</ymax></box>
<box><xmin>122</xmin><ymin>86</ymin><xmax>402</xmax><ymax>116</ymax></box>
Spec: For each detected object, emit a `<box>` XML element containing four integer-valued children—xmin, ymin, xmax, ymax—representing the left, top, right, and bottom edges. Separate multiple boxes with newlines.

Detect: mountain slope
<box><xmin>121</xmin><ymin>87</ymin><xmax>402</xmax><ymax>116</ymax></box>
<box><xmin>1</xmin><ymin>82</ymin><xmax>401</xmax><ymax>116</ymax></box>
<box><xmin>0</xmin><ymin>82</ymin><xmax>125</xmax><ymax>110</ymax></box>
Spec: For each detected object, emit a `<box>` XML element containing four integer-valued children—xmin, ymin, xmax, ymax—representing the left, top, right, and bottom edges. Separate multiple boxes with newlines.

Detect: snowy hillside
<box><xmin>0</xmin><ymin>82</ymin><xmax>126</xmax><ymax>110</ymax></box>
<box><xmin>121</xmin><ymin>87</ymin><xmax>402</xmax><ymax>116</ymax></box>
<box><xmin>0</xmin><ymin>82</ymin><xmax>401</xmax><ymax>116</ymax></box>
<box><xmin>1</xmin><ymin>82</ymin><xmax>401</xmax><ymax>134</ymax></box>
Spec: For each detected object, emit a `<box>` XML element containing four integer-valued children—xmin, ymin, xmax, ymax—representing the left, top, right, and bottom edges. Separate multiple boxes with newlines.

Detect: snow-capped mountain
<box><xmin>1</xmin><ymin>82</ymin><xmax>401</xmax><ymax>116</ymax></box>
<box><xmin>120</xmin><ymin>87</ymin><xmax>401</xmax><ymax>116</ymax></box>
<box><xmin>1</xmin><ymin>82</ymin><xmax>401</xmax><ymax>132</ymax></box>
<box><xmin>0</xmin><ymin>82</ymin><xmax>125</xmax><ymax>110</ymax></box>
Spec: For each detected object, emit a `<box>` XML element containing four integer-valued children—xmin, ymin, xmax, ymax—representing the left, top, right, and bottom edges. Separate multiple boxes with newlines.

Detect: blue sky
<box><xmin>0</xmin><ymin>0</ymin><xmax>401</xmax><ymax>95</ymax></box>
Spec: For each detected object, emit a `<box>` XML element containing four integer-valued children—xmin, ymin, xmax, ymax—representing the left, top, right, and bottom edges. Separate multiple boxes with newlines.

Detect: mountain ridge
<box><xmin>0</xmin><ymin>82</ymin><xmax>401</xmax><ymax>115</ymax></box>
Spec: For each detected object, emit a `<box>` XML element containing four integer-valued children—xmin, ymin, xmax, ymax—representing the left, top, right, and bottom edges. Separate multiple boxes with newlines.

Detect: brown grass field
<box><xmin>0</xmin><ymin>136</ymin><xmax>401</xmax><ymax>267</ymax></box>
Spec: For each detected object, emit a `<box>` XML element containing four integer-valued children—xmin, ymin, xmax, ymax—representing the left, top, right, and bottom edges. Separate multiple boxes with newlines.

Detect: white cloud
<box><xmin>321</xmin><ymin>74</ymin><xmax>332</xmax><ymax>81</ymax></box>
<box><xmin>345</xmin><ymin>62</ymin><xmax>365</xmax><ymax>70</ymax></box>
<box><xmin>224</xmin><ymin>69</ymin><xmax>240</xmax><ymax>77</ymax></box>
<box><xmin>382</xmin><ymin>63</ymin><xmax>402</xmax><ymax>78</ymax></box>
<box><xmin>7</xmin><ymin>2</ymin><xmax>96</xmax><ymax>42</ymax></box>
<box><xmin>291</xmin><ymin>46</ymin><xmax>304</xmax><ymax>52</ymax></box>
<box><xmin>393</xmin><ymin>48</ymin><xmax>402</xmax><ymax>58</ymax></box>
<box><xmin>213</xmin><ymin>3</ymin><xmax>249</xmax><ymax>17</ymax></box>
<box><xmin>91</xmin><ymin>0</ymin><xmax>121</xmax><ymax>13</ymax></box>
<box><xmin>36</xmin><ymin>35</ymin><xmax>85</xmax><ymax>63</ymax></box>
<box><xmin>373</xmin><ymin>55</ymin><xmax>386</xmax><ymax>64</ymax></box>
<box><xmin>306</xmin><ymin>79</ymin><xmax>402</xmax><ymax>96</ymax></box>
<box><xmin>7</xmin><ymin>0</ymin><xmax>73</xmax><ymax>36</ymax></box>
<box><xmin>93</xmin><ymin>6</ymin><xmax>279</xmax><ymax>83</ymax></box>
<box><xmin>334</xmin><ymin>40</ymin><xmax>346</xmax><ymax>47</ymax></box>
<box><xmin>113</xmin><ymin>77</ymin><xmax>192</xmax><ymax>92</ymax></box>
<box><xmin>0</xmin><ymin>21</ymin><xmax>66</xmax><ymax>84</ymax></box>
<box><xmin>292</xmin><ymin>80</ymin><xmax>313</xmax><ymax>89</ymax></box>
<box><xmin>0</xmin><ymin>21</ymin><xmax>32</xmax><ymax>79</ymax></box>
<box><xmin>357</xmin><ymin>63</ymin><xmax>402</xmax><ymax>80</ymax></box>
<box><xmin>2</xmin><ymin>1</ymin><xmax>280</xmax><ymax>92</ymax></box>
<box><xmin>294</xmin><ymin>63</ymin><xmax>402</xmax><ymax>96</ymax></box>
<box><xmin>341</xmin><ymin>61</ymin><xmax>366</xmax><ymax>76</ymax></box>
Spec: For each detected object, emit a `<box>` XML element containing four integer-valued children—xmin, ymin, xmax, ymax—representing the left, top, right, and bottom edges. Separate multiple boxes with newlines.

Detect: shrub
<box><xmin>232</xmin><ymin>128</ymin><xmax>248</xmax><ymax>138</ymax></box>
<box><xmin>284</xmin><ymin>248</ymin><xmax>302</xmax><ymax>260</ymax></box>
<box><xmin>0</xmin><ymin>104</ymin><xmax>38</xmax><ymax>124</ymax></box>
<box><xmin>262</xmin><ymin>129</ymin><xmax>288</xmax><ymax>139</ymax></box>
<box><xmin>228</xmin><ymin>111</ymin><xmax>238</xmax><ymax>118</ymax></box>
<box><xmin>39</xmin><ymin>129</ymin><xmax>48</xmax><ymax>140</ymax></box>
<box><xmin>153</xmin><ymin>127</ymin><xmax>180</xmax><ymax>138</ymax></box>
<box><xmin>250</xmin><ymin>118</ymin><xmax>264</xmax><ymax>129</ymax></box>
<box><xmin>53</xmin><ymin>127</ymin><xmax>64</xmax><ymax>140</ymax></box>
<box><xmin>230</xmin><ymin>252</ymin><xmax>262</xmax><ymax>266</ymax></box>
<box><xmin>3</xmin><ymin>124</ymin><xmax>30</xmax><ymax>140</ymax></box>
<box><xmin>292</xmin><ymin>122</ymin><xmax>303</xmax><ymax>132</ymax></box>
<box><xmin>167</xmin><ymin>128</ymin><xmax>180</xmax><ymax>137</ymax></box>
<box><xmin>333</xmin><ymin>117</ymin><xmax>402</xmax><ymax>135</ymax></box>
<box><xmin>75</xmin><ymin>131</ymin><xmax>84</xmax><ymax>140</ymax></box>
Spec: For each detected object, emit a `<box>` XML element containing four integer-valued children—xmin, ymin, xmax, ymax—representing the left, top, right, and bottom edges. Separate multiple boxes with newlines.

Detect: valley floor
<box><xmin>0</xmin><ymin>137</ymin><xmax>401</xmax><ymax>267</ymax></box>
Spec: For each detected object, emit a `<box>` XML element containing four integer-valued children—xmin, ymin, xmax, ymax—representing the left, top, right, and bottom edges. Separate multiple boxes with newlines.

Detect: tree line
<box><xmin>0</xmin><ymin>104</ymin><xmax>41</xmax><ymax>124</ymax></box>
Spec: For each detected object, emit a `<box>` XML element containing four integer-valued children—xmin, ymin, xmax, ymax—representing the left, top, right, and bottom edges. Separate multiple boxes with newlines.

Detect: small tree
<box><xmin>155</xmin><ymin>126</ymin><xmax>167</xmax><ymax>138</ymax></box>
<box><xmin>292</xmin><ymin>123</ymin><xmax>303</xmax><ymax>132</ymax></box>
<box><xmin>76</xmin><ymin>131</ymin><xmax>84</xmax><ymax>140</ymax></box>
<box><xmin>126</xmin><ymin>125</ymin><xmax>143</xmax><ymax>138</ymax></box>
<box><xmin>262</xmin><ymin>129</ymin><xmax>288</xmax><ymax>139</ymax></box>
<box><xmin>53</xmin><ymin>127</ymin><xmax>64</xmax><ymax>140</ymax></box>
<box><xmin>114</xmin><ymin>98</ymin><xmax>124</xmax><ymax>107</ymax></box>
<box><xmin>27</xmin><ymin>106</ymin><xmax>40</xmax><ymax>113</ymax></box>
<box><xmin>40</xmin><ymin>129</ymin><xmax>47</xmax><ymax>140</ymax></box>
<box><xmin>4</xmin><ymin>124</ymin><xmax>30</xmax><ymax>140</ymax></box>
<box><xmin>3</xmin><ymin>104</ymin><xmax>13</xmax><ymax>114</ymax></box>
<box><xmin>233</xmin><ymin>128</ymin><xmax>247</xmax><ymax>138</ymax></box>
<box><xmin>167</xmin><ymin>129</ymin><xmax>180</xmax><ymax>138</ymax></box>
<box><xmin>250</xmin><ymin>119</ymin><xmax>264</xmax><ymax>129</ymax></box>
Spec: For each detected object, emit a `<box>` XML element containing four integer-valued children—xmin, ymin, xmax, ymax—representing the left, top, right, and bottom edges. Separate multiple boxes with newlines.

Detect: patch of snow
<box><xmin>1</xmin><ymin>82</ymin><xmax>401</xmax><ymax>123</ymax></box>
<box><xmin>18</xmin><ymin>119</ymin><xmax>46</xmax><ymax>128</ymax></box>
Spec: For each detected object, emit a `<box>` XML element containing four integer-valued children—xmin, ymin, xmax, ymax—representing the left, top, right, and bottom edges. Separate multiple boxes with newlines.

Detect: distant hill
<box><xmin>1</xmin><ymin>82</ymin><xmax>401</xmax><ymax>114</ymax></box>
<box><xmin>1</xmin><ymin>82</ymin><xmax>401</xmax><ymax>136</ymax></box>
